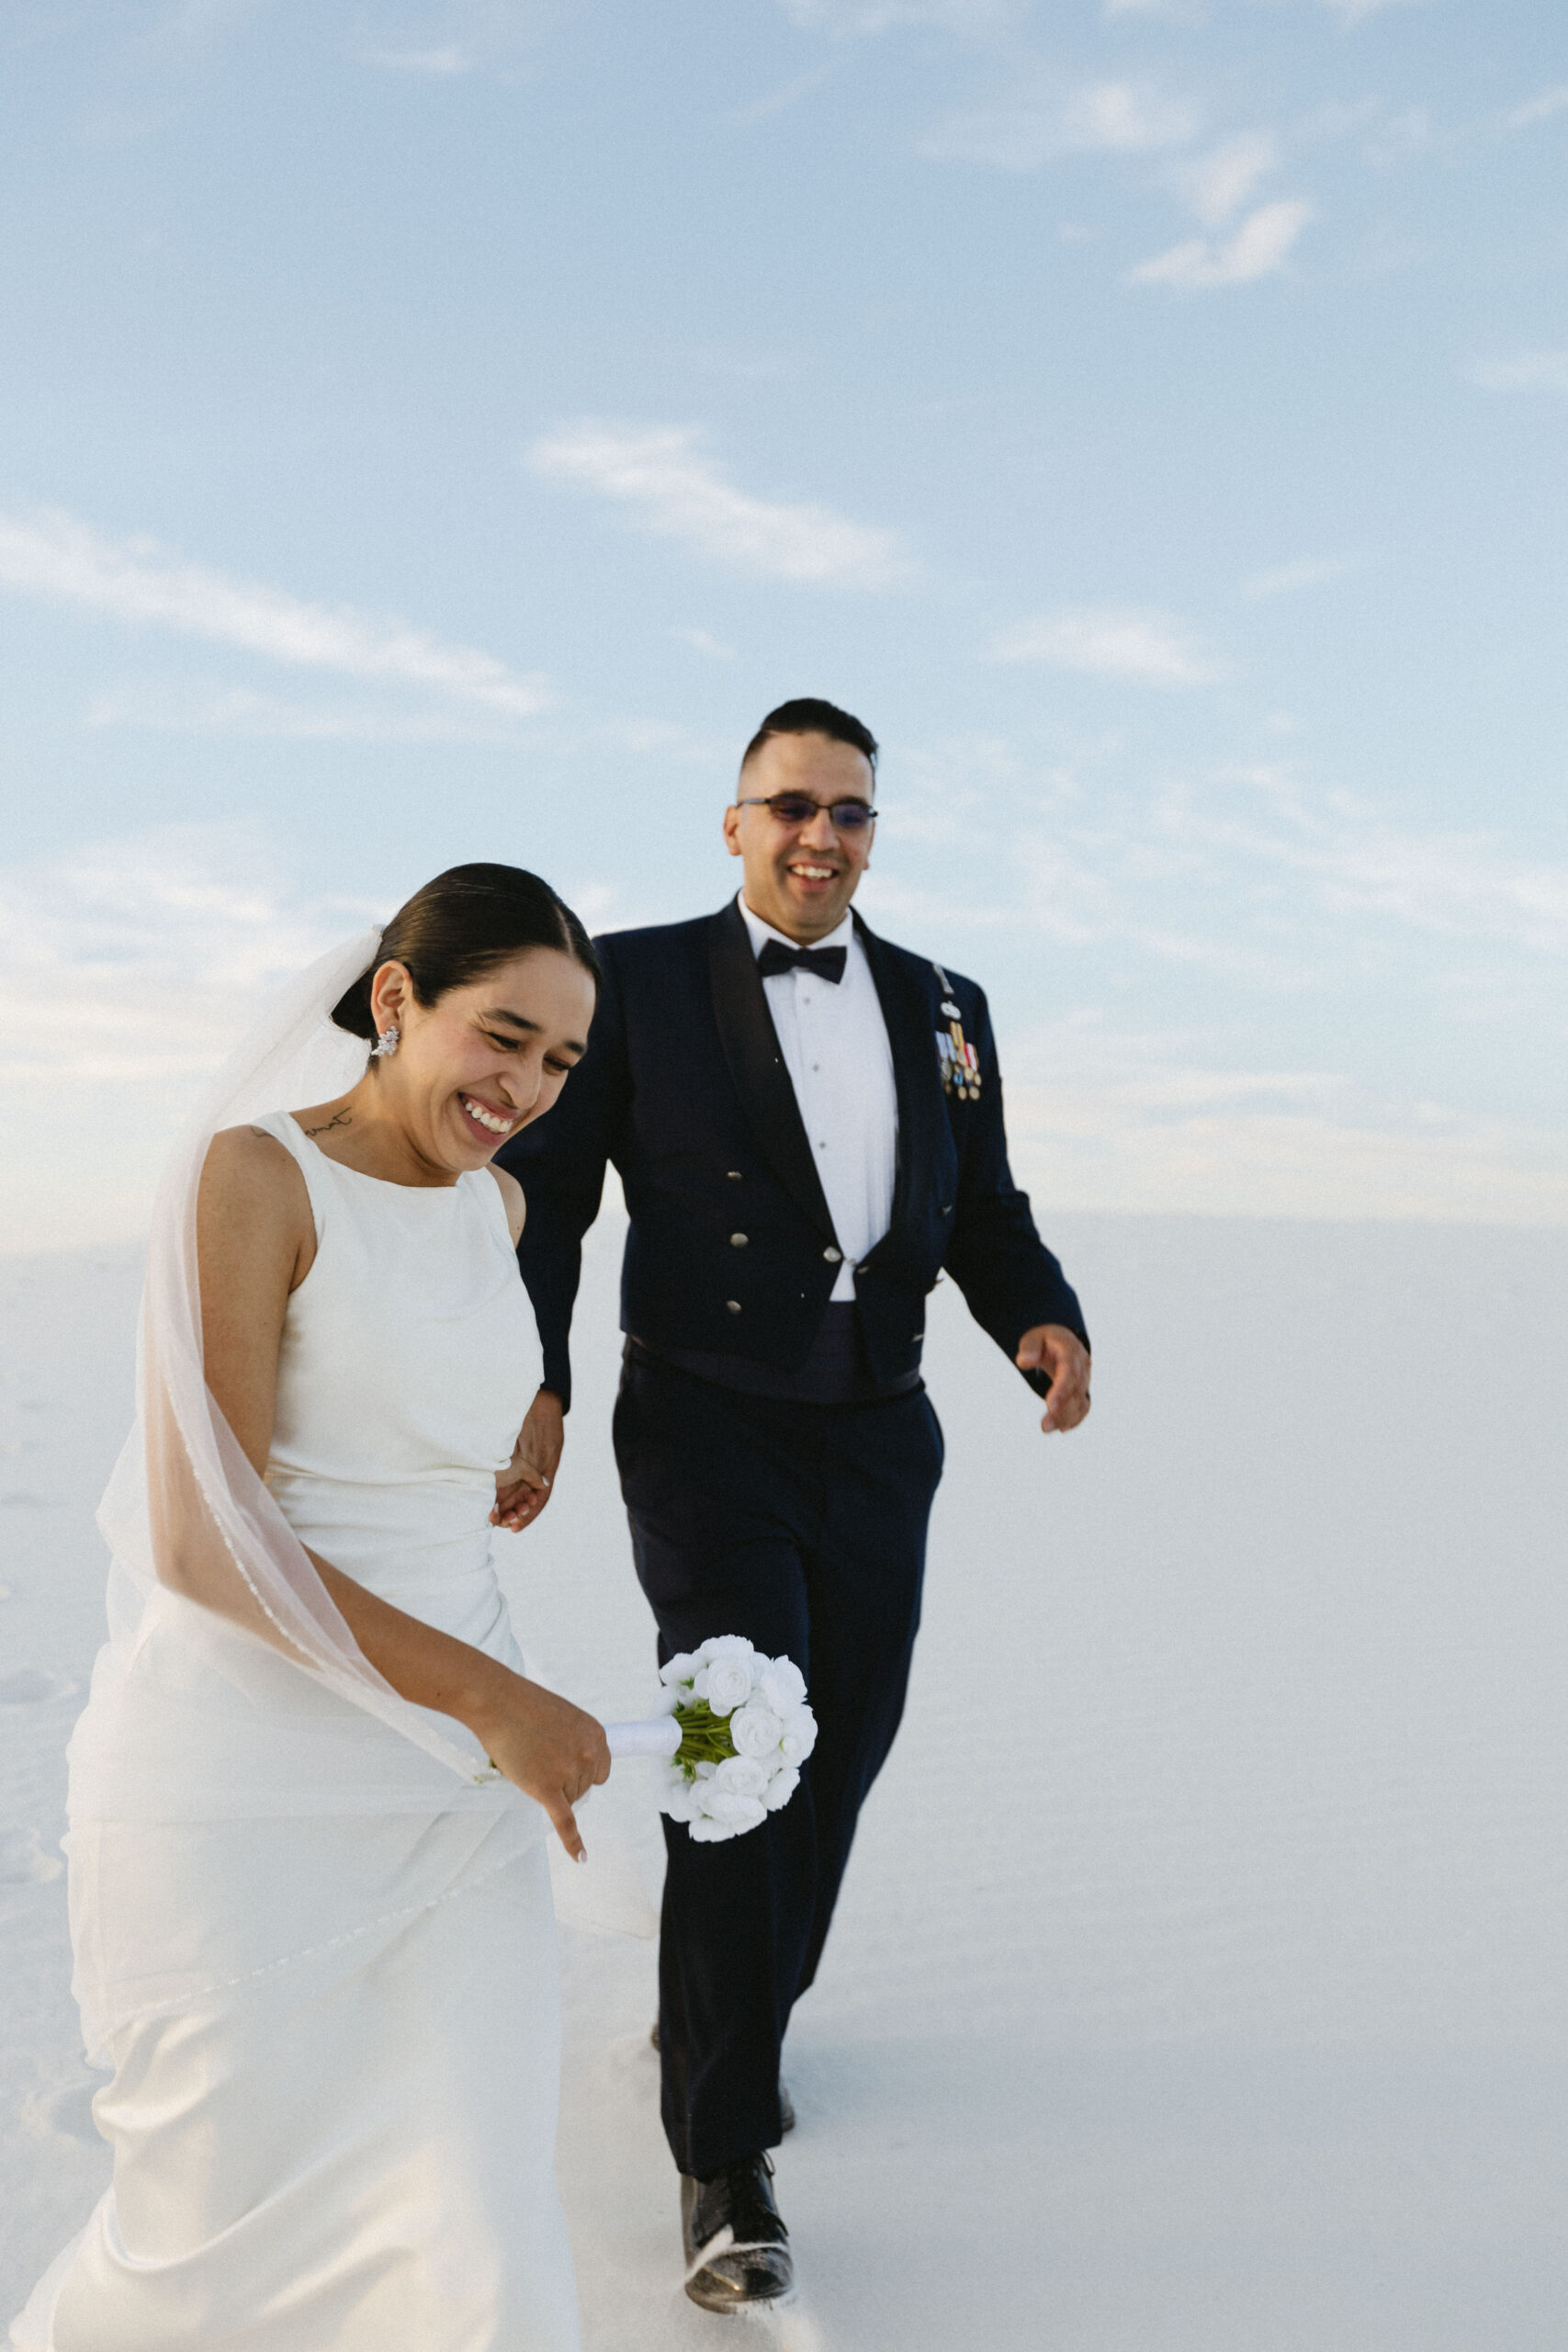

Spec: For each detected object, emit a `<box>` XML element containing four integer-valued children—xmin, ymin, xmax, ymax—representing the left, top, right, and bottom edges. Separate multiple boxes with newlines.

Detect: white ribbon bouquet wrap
<box><xmin>604</xmin><ymin>1636</ymin><xmax>818</xmax><ymax>1842</ymax></box>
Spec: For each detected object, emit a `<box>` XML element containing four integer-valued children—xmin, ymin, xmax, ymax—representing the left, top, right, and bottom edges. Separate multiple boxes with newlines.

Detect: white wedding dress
<box><xmin>10</xmin><ymin>1112</ymin><xmax>581</xmax><ymax>2352</ymax></box>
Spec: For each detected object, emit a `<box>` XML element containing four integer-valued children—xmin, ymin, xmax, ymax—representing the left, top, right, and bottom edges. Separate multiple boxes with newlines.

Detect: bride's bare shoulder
<box><xmin>487</xmin><ymin>1163</ymin><xmax>525</xmax><ymax>1246</ymax></box>
<box><xmin>197</xmin><ymin>1125</ymin><xmax>317</xmax><ymax>1288</ymax></box>
<box><xmin>201</xmin><ymin>1124</ymin><xmax>312</xmax><ymax>1224</ymax></box>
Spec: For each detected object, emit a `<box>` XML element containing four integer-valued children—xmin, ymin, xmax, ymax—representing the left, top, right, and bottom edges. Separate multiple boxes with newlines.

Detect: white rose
<box><xmin>660</xmin><ymin>1771</ymin><xmax>699</xmax><ymax>1823</ymax></box>
<box><xmin>705</xmin><ymin>1657</ymin><xmax>754</xmax><ymax>1716</ymax></box>
<box><xmin>687</xmin><ymin>1814</ymin><xmax>731</xmax><ymax>1843</ymax></box>
<box><xmin>694</xmin><ymin>1634</ymin><xmax>751</xmax><ymax>1668</ymax></box>
<box><xmin>728</xmin><ymin>1702</ymin><xmax>785</xmax><ymax>1761</ymax></box>
<box><xmin>712</xmin><ymin>1755</ymin><xmax>768</xmax><ymax>1798</ymax></box>
<box><xmin>660</xmin><ymin>1652</ymin><xmax>697</xmax><ymax>1689</ymax></box>
<box><xmin>759</xmin><ymin>1659</ymin><xmax>807</xmax><ymax>1715</ymax></box>
<box><xmin>696</xmin><ymin>1790</ymin><xmax>768</xmax><ymax>1835</ymax></box>
<box><xmin>762</xmin><ymin>1766</ymin><xmax>801</xmax><ymax>1813</ymax></box>
<box><xmin>779</xmin><ymin>1705</ymin><xmax>818</xmax><ymax>1767</ymax></box>
<box><xmin>694</xmin><ymin>1759</ymin><xmax>718</xmax><ymax>1781</ymax></box>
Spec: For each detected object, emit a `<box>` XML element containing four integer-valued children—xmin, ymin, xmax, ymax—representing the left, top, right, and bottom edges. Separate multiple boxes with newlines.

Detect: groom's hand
<box><xmin>1015</xmin><ymin>1325</ymin><xmax>1092</xmax><ymax>1433</ymax></box>
<box><xmin>491</xmin><ymin>1387</ymin><xmax>566</xmax><ymax>1532</ymax></box>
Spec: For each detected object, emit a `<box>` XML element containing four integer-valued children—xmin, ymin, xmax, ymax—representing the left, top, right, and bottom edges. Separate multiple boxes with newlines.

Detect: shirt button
<box><xmin>823</xmin><ymin>1247</ymin><xmax>841</xmax><ymax>1263</ymax></box>
<box><xmin>726</xmin><ymin>1299</ymin><xmax>742</xmax><ymax>1314</ymax></box>
<box><xmin>730</xmin><ymin>1232</ymin><xmax>749</xmax><ymax>1248</ymax></box>
<box><xmin>727</xmin><ymin>1170</ymin><xmax>743</xmax><ymax>1181</ymax></box>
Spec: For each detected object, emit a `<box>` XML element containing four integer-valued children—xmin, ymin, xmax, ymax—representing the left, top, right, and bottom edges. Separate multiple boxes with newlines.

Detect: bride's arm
<box><xmin>197</xmin><ymin>1130</ymin><xmax>609</xmax><ymax>1858</ymax></box>
<box><xmin>307</xmin><ymin>1555</ymin><xmax>606</xmax><ymax>1860</ymax></box>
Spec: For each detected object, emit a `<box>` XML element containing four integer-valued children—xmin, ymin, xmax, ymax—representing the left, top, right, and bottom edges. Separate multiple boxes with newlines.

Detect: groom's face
<box><xmin>722</xmin><ymin>730</ymin><xmax>875</xmax><ymax>944</ymax></box>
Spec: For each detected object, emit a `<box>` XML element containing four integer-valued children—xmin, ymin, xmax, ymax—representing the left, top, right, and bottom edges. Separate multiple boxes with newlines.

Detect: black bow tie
<box><xmin>756</xmin><ymin>940</ymin><xmax>847</xmax><ymax>984</ymax></box>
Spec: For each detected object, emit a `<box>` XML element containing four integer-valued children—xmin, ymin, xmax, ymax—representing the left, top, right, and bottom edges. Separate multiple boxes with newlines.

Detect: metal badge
<box><xmin>931</xmin><ymin>962</ymin><xmax>980</xmax><ymax>1101</ymax></box>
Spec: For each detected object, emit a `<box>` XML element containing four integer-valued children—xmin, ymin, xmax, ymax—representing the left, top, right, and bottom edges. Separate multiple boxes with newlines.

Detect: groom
<box><xmin>500</xmin><ymin>698</ymin><xmax>1089</xmax><ymax>2312</ymax></box>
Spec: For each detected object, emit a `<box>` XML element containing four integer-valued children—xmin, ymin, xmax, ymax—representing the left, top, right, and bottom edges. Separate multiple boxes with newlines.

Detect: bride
<box><xmin>10</xmin><ymin>863</ymin><xmax>610</xmax><ymax>2352</ymax></box>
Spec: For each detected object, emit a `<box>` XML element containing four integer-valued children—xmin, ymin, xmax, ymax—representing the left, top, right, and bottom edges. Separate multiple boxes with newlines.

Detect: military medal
<box><xmin>931</xmin><ymin>962</ymin><xmax>981</xmax><ymax>1101</ymax></box>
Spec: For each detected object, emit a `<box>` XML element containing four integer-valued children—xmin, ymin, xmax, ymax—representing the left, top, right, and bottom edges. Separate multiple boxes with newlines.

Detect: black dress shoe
<box><xmin>681</xmin><ymin>2152</ymin><xmax>795</xmax><ymax>2313</ymax></box>
<box><xmin>650</xmin><ymin>2024</ymin><xmax>795</xmax><ymax>2133</ymax></box>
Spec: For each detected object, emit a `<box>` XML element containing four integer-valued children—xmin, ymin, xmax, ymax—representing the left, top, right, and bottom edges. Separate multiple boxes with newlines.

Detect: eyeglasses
<box><xmin>736</xmin><ymin>793</ymin><xmax>877</xmax><ymax>834</ymax></box>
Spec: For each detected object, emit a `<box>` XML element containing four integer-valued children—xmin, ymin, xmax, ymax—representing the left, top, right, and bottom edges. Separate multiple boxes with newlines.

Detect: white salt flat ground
<box><xmin>3</xmin><ymin>1215</ymin><xmax>1566</xmax><ymax>2348</ymax></box>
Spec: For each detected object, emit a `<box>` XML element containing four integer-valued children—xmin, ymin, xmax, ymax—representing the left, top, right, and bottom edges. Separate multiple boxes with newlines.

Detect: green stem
<box><xmin>669</xmin><ymin>1697</ymin><xmax>739</xmax><ymax>1778</ymax></box>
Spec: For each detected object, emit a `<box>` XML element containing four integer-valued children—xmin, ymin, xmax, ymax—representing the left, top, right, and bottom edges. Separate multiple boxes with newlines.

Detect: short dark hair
<box><xmin>332</xmin><ymin>862</ymin><xmax>602</xmax><ymax>1042</ymax></box>
<box><xmin>740</xmin><ymin>697</ymin><xmax>878</xmax><ymax>775</ymax></box>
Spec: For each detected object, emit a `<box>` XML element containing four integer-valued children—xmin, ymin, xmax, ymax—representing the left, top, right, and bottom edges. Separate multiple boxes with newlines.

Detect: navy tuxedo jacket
<box><xmin>498</xmin><ymin>899</ymin><xmax>1087</xmax><ymax>1411</ymax></box>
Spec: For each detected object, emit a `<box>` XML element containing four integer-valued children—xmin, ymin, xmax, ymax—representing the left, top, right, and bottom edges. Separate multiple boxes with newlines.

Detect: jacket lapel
<box><xmin>707</xmin><ymin>899</ymin><xmax>838</xmax><ymax>1243</ymax></box>
<box><xmin>854</xmin><ymin>910</ymin><xmax>948</xmax><ymax>1238</ymax></box>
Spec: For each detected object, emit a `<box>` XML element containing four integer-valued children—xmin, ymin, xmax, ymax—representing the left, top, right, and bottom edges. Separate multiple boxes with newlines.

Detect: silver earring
<box><xmin>371</xmin><ymin>1025</ymin><xmax>400</xmax><ymax>1058</ymax></box>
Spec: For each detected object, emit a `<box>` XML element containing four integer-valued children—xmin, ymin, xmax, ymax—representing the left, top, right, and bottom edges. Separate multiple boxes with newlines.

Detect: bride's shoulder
<box><xmin>201</xmin><ymin>1123</ymin><xmax>313</xmax><ymax>1227</ymax></box>
<box><xmin>486</xmin><ymin>1163</ymin><xmax>525</xmax><ymax>1246</ymax></box>
<box><xmin>197</xmin><ymin>1126</ymin><xmax>317</xmax><ymax>1295</ymax></box>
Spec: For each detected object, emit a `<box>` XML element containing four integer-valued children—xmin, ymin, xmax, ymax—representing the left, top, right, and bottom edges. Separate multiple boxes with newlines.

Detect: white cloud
<box><xmin>350</xmin><ymin>0</ymin><xmax>553</xmax><ymax>74</ymax></box>
<box><xmin>526</xmin><ymin>424</ymin><xmax>912</xmax><ymax>589</ymax></box>
<box><xmin>0</xmin><ymin>509</ymin><xmax>549</xmax><ymax>715</ymax></box>
<box><xmin>84</xmin><ymin>683</ymin><xmax>520</xmax><ymax>741</ymax></box>
<box><xmin>1058</xmin><ymin>80</ymin><xmax>1196</xmax><ymax>154</ymax></box>
<box><xmin>1506</xmin><ymin>83</ymin><xmax>1568</xmax><ymax>131</ymax></box>
<box><xmin>1293</xmin><ymin>823</ymin><xmax>1568</xmax><ymax>956</ymax></box>
<box><xmin>671</xmin><ymin>628</ymin><xmax>737</xmax><ymax>661</ymax></box>
<box><xmin>986</xmin><ymin>606</ymin><xmax>1223</xmax><ymax>686</ymax></box>
<box><xmin>926</xmin><ymin>76</ymin><xmax>1197</xmax><ymax>172</ymax></box>
<box><xmin>883</xmin><ymin>750</ymin><xmax>1568</xmax><ymax>972</ymax></box>
<box><xmin>0</xmin><ymin>828</ymin><xmax>376</xmax><ymax>1250</ymax></box>
<box><xmin>1132</xmin><ymin>768</ymin><xmax>1568</xmax><ymax>961</ymax></box>
<box><xmin>1126</xmin><ymin>198</ymin><xmax>1314</xmax><ymax>289</ymax></box>
<box><xmin>1242</xmin><ymin>555</ymin><xmax>1359</xmax><ymax>600</ymax></box>
<box><xmin>1005</xmin><ymin>1020</ymin><xmax>1568</xmax><ymax>1225</ymax></box>
<box><xmin>1469</xmin><ymin>352</ymin><xmax>1568</xmax><ymax>395</ymax></box>
<box><xmin>776</xmin><ymin>0</ymin><xmax>1021</xmax><ymax>33</ymax></box>
<box><xmin>728</xmin><ymin>67</ymin><xmax>833</xmax><ymax>126</ymax></box>
<box><xmin>1319</xmin><ymin>0</ymin><xmax>1432</xmax><ymax>22</ymax></box>
<box><xmin>1178</xmin><ymin>131</ymin><xmax>1277</xmax><ymax>226</ymax></box>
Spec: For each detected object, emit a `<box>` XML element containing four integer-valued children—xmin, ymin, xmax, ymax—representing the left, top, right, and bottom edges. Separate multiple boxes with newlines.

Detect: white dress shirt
<box><xmin>739</xmin><ymin>895</ymin><xmax>898</xmax><ymax>1303</ymax></box>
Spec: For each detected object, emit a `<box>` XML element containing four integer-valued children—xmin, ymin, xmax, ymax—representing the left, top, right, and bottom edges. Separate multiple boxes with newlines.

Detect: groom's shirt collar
<box><xmin>738</xmin><ymin>894</ymin><xmax>856</xmax><ymax>962</ymax></box>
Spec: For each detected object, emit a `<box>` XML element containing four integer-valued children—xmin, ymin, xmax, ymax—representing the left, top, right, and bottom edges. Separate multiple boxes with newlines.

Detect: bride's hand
<box><xmin>491</xmin><ymin>1389</ymin><xmax>565</xmax><ymax>1532</ymax></box>
<box><xmin>470</xmin><ymin>1673</ymin><xmax>610</xmax><ymax>1861</ymax></box>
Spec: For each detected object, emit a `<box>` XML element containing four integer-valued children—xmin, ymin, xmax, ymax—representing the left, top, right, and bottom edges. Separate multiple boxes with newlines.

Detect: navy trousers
<box><xmin>612</xmin><ymin>1350</ymin><xmax>944</xmax><ymax>2179</ymax></box>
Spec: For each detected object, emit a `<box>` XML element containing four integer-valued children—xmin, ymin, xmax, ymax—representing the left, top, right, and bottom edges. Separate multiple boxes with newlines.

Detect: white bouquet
<box><xmin>604</xmin><ymin>1635</ymin><xmax>818</xmax><ymax>1843</ymax></box>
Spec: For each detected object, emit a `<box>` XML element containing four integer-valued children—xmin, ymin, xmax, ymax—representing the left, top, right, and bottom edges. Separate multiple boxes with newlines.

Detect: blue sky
<box><xmin>2</xmin><ymin>0</ymin><xmax>1565</xmax><ymax>1246</ymax></box>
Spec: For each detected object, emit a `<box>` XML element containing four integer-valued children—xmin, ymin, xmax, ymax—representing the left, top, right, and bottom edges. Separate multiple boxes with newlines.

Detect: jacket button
<box><xmin>822</xmin><ymin>1247</ymin><xmax>841</xmax><ymax>1263</ymax></box>
<box><xmin>727</xmin><ymin>1170</ymin><xmax>743</xmax><ymax>1180</ymax></box>
<box><xmin>726</xmin><ymin>1299</ymin><xmax>742</xmax><ymax>1314</ymax></box>
<box><xmin>730</xmin><ymin>1232</ymin><xmax>749</xmax><ymax>1248</ymax></box>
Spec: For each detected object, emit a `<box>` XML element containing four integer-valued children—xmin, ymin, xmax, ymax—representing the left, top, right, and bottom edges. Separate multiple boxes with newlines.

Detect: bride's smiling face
<box><xmin>367</xmin><ymin>947</ymin><xmax>596</xmax><ymax>1173</ymax></box>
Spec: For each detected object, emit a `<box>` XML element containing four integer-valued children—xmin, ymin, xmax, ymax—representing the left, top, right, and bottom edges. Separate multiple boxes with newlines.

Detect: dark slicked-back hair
<box><xmin>331</xmin><ymin>862</ymin><xmax>601</xmax><ymax>1043</ymax></box>
<box><xmin>740</xmin><ymin>696</ymin><xmax>878</xmax><ymax>775</ymax></box>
